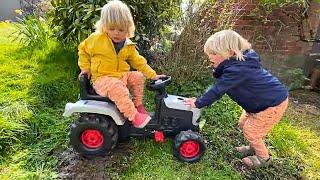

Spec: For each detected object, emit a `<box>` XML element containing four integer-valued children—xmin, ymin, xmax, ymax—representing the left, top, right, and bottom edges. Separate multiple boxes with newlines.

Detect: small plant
<box><xmin>12</xmin><ymin>12</ymin><xmax>51</xmax><ymax>49</ymax></box>
<box><xmin>281</xmin><ymin>68</ymin><xmax>307</xmax><ymax>90</ymax></box>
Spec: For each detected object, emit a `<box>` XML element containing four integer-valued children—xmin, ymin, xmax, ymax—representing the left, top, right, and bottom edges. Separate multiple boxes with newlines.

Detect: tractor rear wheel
<box><xmin>69</xmin><ymin>113</ymin><xmax>118</xmax><ymax>157</ymax></box>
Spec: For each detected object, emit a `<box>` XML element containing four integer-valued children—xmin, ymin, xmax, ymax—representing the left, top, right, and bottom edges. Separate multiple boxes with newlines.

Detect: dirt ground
<box><xmin>286</xmin><ymin>89</ymin><xmax>320</xmax><ymax>136</ymax></box>
<box><xmin>57</xmin><ymin>143</ymin><xmax>132</xmax><ymax>180</ymax></box>
<box><xmin>290</xmin><ymin>90</ymin><xmax>320</xmax><ymax>108</ymax></box>
<box><xmin>57</xmin><ymin>89</ymin><xmax>320</xmax><ymax>179</ymax></box>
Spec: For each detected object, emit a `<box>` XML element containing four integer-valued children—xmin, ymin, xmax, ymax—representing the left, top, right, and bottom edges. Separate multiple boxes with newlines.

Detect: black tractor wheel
<box><xmin>173</xmin><ymin>130</ymin><xmax>206</xmax><ymax>163</ymax></box>
<box><xmin>69</xmin><ymin>113</ymin><xmax>118</xmax><ymax>157</ymax></box>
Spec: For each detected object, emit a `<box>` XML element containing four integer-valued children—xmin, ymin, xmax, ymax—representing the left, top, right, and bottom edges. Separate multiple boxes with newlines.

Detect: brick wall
<box><xmin>168</xmin><ymin>0</ymin><xmax>320</xmax><ymax>86</ymax></box>
<box><xmin>234</xmin><ymin>0</ymin><xmax>320</xmax><ymax>56</ymax></box>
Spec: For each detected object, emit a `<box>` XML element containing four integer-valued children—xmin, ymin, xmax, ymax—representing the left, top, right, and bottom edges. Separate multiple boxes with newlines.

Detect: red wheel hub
<box><xmin>81</xmin><ymin>129</ymin><xmax>104</xmax><ymax>148</ymax></box>
<box><xmin>179</xmin><ymin>140</ymin><xmax>200</xmax><ymax>158</ymax></box>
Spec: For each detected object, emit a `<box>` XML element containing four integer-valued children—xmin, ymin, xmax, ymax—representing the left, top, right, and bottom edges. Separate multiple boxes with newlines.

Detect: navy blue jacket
<box><xmin>195</xmin><ymin>49</ymin><xmax>288</xmax><ymax>113</ymax></box>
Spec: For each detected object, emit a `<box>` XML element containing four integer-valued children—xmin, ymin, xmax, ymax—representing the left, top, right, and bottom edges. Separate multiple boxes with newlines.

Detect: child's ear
<box><xmin>228</xmin><ymin>50</ymin><xmax>235</xmax><ymax>56</ymax></box>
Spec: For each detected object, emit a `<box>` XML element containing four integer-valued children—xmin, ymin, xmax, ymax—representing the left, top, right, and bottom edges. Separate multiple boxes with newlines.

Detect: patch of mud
<box><xmin>290</xmin><ymin>90</ymin><xmax>320</xmax><ymax>108</ymax></box>
<box><xmin>287</xmin><ymin>90</ymin><xmax>320</xmax><ymax>135</ymax></box>
<box><xmin>290</xmin><ymin>100</ymin><xmax>320</xmax><ymax>116</ymax></box>
<box><xmin>57</xmin><ymin>143</ymin><xmax>132</xmax><ymax>180</ymax></box>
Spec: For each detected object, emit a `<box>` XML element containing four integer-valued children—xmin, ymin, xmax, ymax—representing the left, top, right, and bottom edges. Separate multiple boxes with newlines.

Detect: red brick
<box><xmin>285</xmin><ymin>41</ymin><xmax>298</xmax><ymax>47</ymax></box>
<box><xmin>242</xmin><ymin>4</ymin><xmax>257</xmax><ymax>11</ymax></box>
<box><xmin>287</xmin><ymin>45</ymin><xmax>302</xmax><ymax>51</ymax></box>
<box><xmin>240</xmin><ymin>15</ymin><xmax>256</xmax><ymax>21</ymax></box>
<box><xmin>235</xmin><ymin>19</ymin><xmax>255</xmax><ymax>26</ymax></box>
<box><xmin>273</xmin><ymin>50</ymin><xmax>289</xmax><ymax>55</ymax></box>
<box><xmin>283</xmin><ymin>5</ymin><xmax>303</xmax><ymax>12</ymax></box>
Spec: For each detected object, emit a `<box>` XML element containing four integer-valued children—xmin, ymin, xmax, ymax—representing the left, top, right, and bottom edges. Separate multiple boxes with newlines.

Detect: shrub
<box><xmin>49</xmin><ymin>0</ymin><xmax>181</xmax><ymax>50</ymax></box>
<box><xmin>156</xmin><ymin>0</ymin><xmax>245</xmax><ymax>82</ymax></box>
<box><xmin>281</xmin><ymin>68</ymin><xmax>307</xmax><ymax>90</ymax></box>
<box><xmin>20</xmin><ymin>0</ymin><xmax>53</xmax><ymax>17</ymax></box>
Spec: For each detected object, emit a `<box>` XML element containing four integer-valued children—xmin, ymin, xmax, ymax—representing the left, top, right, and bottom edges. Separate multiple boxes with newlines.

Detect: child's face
<box><xmin>106</xmin><ymin>26</ymin><xmax>127</xmax><ymax>43</ymax></box>
<box><xmin>207</xmin><ymin>53</ymin><xmax>226</xmax><ymax>68</ymax></box>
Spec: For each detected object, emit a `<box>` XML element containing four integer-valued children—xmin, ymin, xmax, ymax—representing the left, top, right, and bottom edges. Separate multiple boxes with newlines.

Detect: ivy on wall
<box><xmin>254</xmin><ymin>0</ymin><xmax>320</xmax><ymax>44</ymax></box>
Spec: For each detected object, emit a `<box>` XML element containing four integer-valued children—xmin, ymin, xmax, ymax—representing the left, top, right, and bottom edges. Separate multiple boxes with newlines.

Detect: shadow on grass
<box><xmin>27</xmin><ymin>44</ymin><xmax>79</xmax><ymax>108</ymax></box>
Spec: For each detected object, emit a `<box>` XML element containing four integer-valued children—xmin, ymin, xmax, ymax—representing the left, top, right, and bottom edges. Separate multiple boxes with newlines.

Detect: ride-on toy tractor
<box><xmin>63</xmin><ymin>75</ymin><xmax>206</xmax><ymax>163</ymax></box>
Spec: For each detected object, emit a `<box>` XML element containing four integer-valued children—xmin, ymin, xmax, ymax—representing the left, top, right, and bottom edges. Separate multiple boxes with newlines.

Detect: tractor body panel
<box><xmin>163</xmin><ymin>94</ymin><xmax>201</xmax><ymax>126</ymax></box>
<box><xmin>63</xmin><ymin>100</ymin><xmax>125</xmax><ymax>125</ymax></box>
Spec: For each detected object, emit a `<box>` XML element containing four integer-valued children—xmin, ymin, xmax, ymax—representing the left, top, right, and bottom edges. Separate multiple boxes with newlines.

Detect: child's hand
<box><xmin>184</xmin><ymin>97</ymin><xmax>197</xmax><ymax>108</ymax></box>
<box><xmin>79</xmin><ymin>70</ymin><xmax>91</xmax><ymax>79</ymax></box>
<box><xmin>153</xmin><ymin>74</ymin><xmax>166</xmax><ymax>80</ymax></box>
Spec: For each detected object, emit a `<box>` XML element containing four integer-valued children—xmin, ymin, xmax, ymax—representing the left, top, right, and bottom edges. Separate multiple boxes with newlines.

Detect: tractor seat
<box><xmin>79</xmin><ymin>74</ymin><xmax>114</xmax><ymax>103</ymax></box>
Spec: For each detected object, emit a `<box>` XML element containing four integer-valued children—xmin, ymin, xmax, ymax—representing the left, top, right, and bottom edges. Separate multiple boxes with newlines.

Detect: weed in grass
<box><xmin>0</xmin><ymin>149</ymin><xmax>59</xmax><ymax>179</ymax></box>
<box><xmin>0</xmin><ymin>101</ymin><xmax>33</xmax><ymax>122</ymax></box>
<box><xmin>0</xmin><ymin>100</ymin><xmax>34</xmax><ymax>155</ymax></box>
<box><xmin>11</xmin><ymin>13</ymin><xmax>51</xmax><ymax>50</ymax></box>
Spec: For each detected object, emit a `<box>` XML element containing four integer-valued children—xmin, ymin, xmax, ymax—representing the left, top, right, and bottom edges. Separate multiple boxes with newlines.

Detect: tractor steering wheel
<box><xmin>147</xmin><ymin>76</ymin><xmax>171</xmax><ymax>91</ymax></box>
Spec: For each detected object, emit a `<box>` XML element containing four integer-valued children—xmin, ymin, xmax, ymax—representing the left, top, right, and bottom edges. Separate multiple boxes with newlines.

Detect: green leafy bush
<box><xmin>49</xmin><ymin>0</ymin><xmax>181</xmax><ymax>49</ymax></box>
<box><xmin>49</xmin><ymin>0</ymin><xmax>101</xmax><ymax>48</ymax></box>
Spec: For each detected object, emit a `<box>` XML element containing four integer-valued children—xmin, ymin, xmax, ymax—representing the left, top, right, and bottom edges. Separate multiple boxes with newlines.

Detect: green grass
<box><xmin>0</xmin><ymin>21</ymin><xmax>319</xmax><ymax>179</ymax></box>
<box><xmin>121</xmin><ymin>139</ymin><xmax>240</xmax><ymax>180</ymax></box>
<box><xmin>269</xmin><ymin>108</ymin><xmax>320</xmax><ymax>179</ymax></box>
<box><xmin>0</xmin><ymin>22</ymin><xmax>78</xmax><ymax>179</ymax></box>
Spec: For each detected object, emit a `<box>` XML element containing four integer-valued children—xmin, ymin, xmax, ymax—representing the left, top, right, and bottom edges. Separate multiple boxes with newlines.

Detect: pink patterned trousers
<box><xmin>93</xmin><ymin>71</ymin><xmax>145</xmax><ymax>121</ymax></box>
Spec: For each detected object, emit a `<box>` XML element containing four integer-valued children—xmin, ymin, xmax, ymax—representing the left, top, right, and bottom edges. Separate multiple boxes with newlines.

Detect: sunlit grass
<box><xmin>270</xmin><ymin>116</ymin><xmax>320</xmax><ymax>179</ymax></box>
<box><xmin>0</xmin><ymin>22</ymin><xmax>77</xmax><ymax>179</ymax></box>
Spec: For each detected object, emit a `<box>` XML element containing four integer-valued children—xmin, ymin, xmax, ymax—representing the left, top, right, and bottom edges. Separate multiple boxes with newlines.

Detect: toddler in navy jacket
<box><xmin>185</xmin><ymin>30</ymin><xmax>289</xmax><ymax>169</ymax></box>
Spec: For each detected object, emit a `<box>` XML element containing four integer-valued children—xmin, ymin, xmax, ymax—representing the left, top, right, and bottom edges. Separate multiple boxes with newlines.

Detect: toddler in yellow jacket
<box><xmin>78</xmin><ymin>0</ymin><xmax>165</xmax><ymax>128</ymax></box>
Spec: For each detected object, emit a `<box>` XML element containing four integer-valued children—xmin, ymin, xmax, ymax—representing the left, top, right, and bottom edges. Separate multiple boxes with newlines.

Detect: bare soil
<box><xmin>57</xmin><ymin>143</ymin><xmax>132</xmax><ymax>180</ymax></box>
<box><xmin>287</xmin><ymin>89</ymin><xmax>320</xmax><ymax>136</ymax></box>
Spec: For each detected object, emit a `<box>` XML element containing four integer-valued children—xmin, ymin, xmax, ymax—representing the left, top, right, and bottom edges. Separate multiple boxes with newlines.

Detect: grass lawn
<box><xmin>0</xmin><ymin>22</ymin><xmax>319</xmax><ymax>179</ymax></box>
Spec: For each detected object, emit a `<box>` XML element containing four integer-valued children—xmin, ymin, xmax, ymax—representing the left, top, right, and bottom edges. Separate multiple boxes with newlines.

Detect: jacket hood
<box><xmin>213</xmin><ymin>49</ymin><xmax>261</xmax><ymax>78</ymax></box>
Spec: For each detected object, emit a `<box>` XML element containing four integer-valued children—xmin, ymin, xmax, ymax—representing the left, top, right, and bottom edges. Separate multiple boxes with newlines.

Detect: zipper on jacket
<box><xmin>117</xmin><ymin>44</ymin><xmax>128</xmax><ymax>72</ymax></box>
<box><xmin>117</xmin><ymin>56</ymin><xmax>119</xmax><ymax>71</ymax></box>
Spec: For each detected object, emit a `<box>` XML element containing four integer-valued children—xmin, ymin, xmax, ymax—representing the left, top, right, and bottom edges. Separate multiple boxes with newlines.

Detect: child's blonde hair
<box><xmin>95</xmin><ymin>0</ymin><xmax>135</xmax><ymax>38</ymax></box>
<box><xmin>204</xmin><ymin>30</ymin><xmax>251</xmax><ymax>61</ymax></box>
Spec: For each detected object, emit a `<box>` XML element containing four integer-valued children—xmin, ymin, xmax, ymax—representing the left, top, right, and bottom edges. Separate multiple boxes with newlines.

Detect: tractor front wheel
<box><xmin>173</xmin><ymin>130</ymin><xmax>206</xmax><ymax>163</ymax></box>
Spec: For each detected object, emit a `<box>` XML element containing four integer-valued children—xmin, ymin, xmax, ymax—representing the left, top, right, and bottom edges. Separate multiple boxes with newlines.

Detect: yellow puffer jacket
<box><xmin>78</xmin><ymin>32</ymin><xmax>157</xmax><ymax>83</ymax></box>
